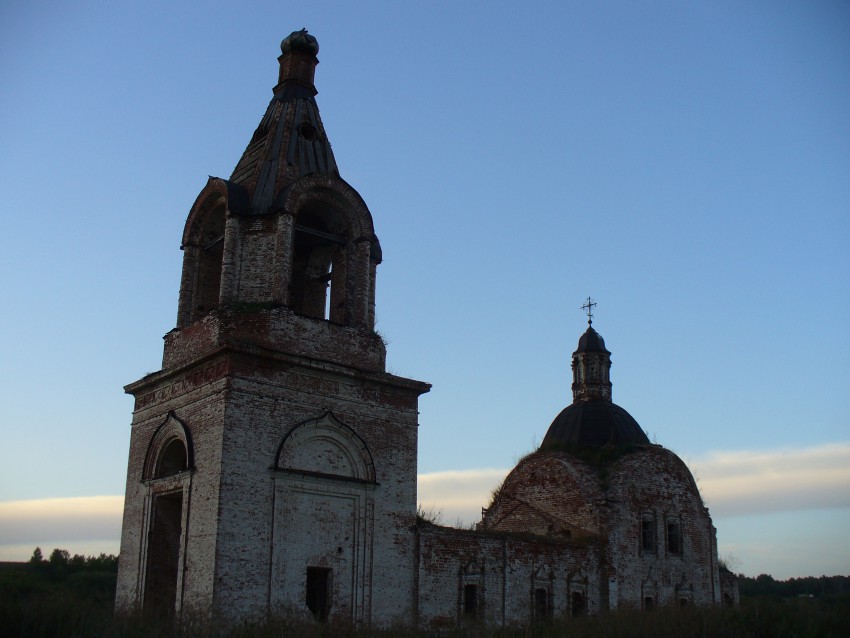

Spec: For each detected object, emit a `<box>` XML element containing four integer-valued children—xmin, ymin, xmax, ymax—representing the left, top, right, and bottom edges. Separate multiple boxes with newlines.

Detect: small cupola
<box><xmin>571</xmin><ymin>299</ymin><xmax>612</xmax><ymax>403</ymax></box>
<box><xmin>539</xmin><ymin>299</ymin><xmax>649</xmax><ymax>450</ymax></box>
<box><xmin>276</xmin><ymin>29</ymin><xmax>320</xmax><ymax>94</ymax></box>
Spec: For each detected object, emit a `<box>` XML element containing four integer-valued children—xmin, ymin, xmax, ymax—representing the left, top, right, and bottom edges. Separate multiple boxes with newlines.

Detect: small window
<box><xmin>644</xmin><ymin>596</ymin><xmax>654</xmax><ymax>610</ymax></box>
<box><xmin>679</xmin><ymin>597</ymin><xmax>689</xmax><ymax>606</ymax></box>
<box><xmin>463</xmin><ymin>584</ymin><xmax>479</xmax><ymax>616</ymax></box>
<box><xmin>641</xmin><ymin>518</ymin><xmax>656</xmax><ymax>553</ymax></box>
<box><xmin>306</xmin><ymin>567</ymin><xmax>331</xmax><ymax>621</ymax></box>
<box><xmin>571</xmin><ymin>591</ymin><xmax>586</xmax><ymax>617</ymax></box>
<box><xmin>667</xmin><ymin>520</ymin><xmax>682</xmax><ymax>555</ymax></box>
<box><xmin>534</xmin><ymin>587</ymin><xmax>550</xmax><ymax>620</ymax></box>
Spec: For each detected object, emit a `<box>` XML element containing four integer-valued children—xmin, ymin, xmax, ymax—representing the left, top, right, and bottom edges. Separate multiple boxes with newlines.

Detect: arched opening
<box><xmin>193</xmin><ymin>204</ymin><xmax>225</xmax><ymax>320</ymax></box>
<box><xmin>156</xmin><ymin>439</ymin><xmax>187</xmax><ymax>478</ymax></box>
<box><xmin>289</xmin><ymin>204</ymin><xmax>348</xmax><ymax>322</ymax></box>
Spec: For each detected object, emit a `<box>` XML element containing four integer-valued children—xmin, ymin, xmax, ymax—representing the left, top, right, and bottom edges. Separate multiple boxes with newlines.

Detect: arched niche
<box><xmin>275</xmin><ymin>412</ymin><xmax>375</xmax><ymax>482</ymax></box>
<box><xmin>143</xmin><ymin>412</ymin><xmax>194</xmax><ymax>481</ymax></box>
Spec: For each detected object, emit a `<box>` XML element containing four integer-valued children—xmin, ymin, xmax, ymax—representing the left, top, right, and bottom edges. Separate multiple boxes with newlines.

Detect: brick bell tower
<box><xmin>116</xmin><ymin>30</ymin><xmax>430</xmax><ymax>625</ymax></box>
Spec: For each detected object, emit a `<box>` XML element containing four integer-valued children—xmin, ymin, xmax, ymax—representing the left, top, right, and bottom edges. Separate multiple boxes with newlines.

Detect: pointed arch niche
<box><xmin>140</xmin><ymin>413</ymin><xmax>194</xmax><ymax>619</ymax></box>
<box><xmin>270</xmin><ymin>413</ymin><xmax>376</xmax><ymax>624</ymax></box>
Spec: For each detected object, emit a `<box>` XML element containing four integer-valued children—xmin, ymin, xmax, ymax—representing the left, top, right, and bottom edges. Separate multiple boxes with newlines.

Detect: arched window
<box><xmin>289</xmin><ymin>203</ymin><xmax>349</xmax><ymax>322</ymax></box>
<box><xmin>178</xmin><ymin>189</ymin><xmax>227</xmax><ymax>326</ymax></box>
<box><xmin>143</xmin><ymin>413</ymin><xmax>194</xmax><ymax>481</ymax></box>
<box><xmin>156</xmin><ymin>439</ymin><xmax>187</xmax><ymax>478</ymax></box>
<box><xmin>193</xmin><ymin>203</ymin><xmax>225</xmax><ymax>317</ymax></box>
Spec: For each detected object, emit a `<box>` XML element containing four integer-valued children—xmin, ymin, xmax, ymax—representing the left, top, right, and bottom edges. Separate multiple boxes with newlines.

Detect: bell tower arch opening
<box><xmin>290</xmin><ymin>202</ymin><xmax>349</xmax><ymax>322</ymax></box>
<box><xmin>177</xmin><ymin>191</ymin><xmax>227</xmax><ymax>327</ymax></box>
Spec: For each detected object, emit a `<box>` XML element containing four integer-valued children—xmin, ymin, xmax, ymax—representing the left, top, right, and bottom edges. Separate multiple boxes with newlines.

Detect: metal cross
<box><xmin>581</xmin><ymin>297</ymin><xmax>596</xmax><ymax>325</ymax></box>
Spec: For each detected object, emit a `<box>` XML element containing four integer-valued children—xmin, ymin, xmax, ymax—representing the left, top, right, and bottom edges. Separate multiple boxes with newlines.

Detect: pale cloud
<box><xmin>417</xmin><ymin>442</ymin><xmax>850</xmax><ymax>526</ymax></box>
<box><xmin>0</xmin><ymin>496</ymin><xmax>123</xmax><ymax>560</ymax></box>
<box><xmin>1</xmin><ymin>443</ymin><xmax>847</xmax><ymax>564</ymax></box>
<box><xmin>691</xmin><ymin>442</ymin><xmax>850</xmax><ymax>518</ymax></box>
<box><xmin>417</xmin><ymin>468</ymin><xmax>506</xmax><ymax>525</ymax></box>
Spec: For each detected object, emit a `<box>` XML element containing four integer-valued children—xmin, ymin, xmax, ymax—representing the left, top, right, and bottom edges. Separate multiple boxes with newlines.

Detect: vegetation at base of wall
<box><xmin>2</xmin><ymin>548</ymin><xmax>849</xmax><ymax>638</ymax></box>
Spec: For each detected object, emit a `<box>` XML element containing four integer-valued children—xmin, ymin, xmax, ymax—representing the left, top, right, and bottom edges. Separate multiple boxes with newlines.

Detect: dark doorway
<box><xmin>143</xmin><ymin>492</ymin><xmax>183</xmax><ymax>618</ymax></box>
<box><xmin>306</xmin><ymin>567</ymin><xmax>332</xmax><ymax>621</ymax></box>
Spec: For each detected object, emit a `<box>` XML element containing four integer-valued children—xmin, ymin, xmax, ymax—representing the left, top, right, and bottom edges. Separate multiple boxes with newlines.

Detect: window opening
<box><xmin>305</xmin><ymin>567</ymin><xmax>331</xmax><ymax>621</ymax></box>
<box><xmin>290</xmin><ymin>209</ymin><xmax>347</xmax><ymax>322</ymax></box>
<box><xmin>667</xmin><ymin>520</ymin><xmax>682</xmax><ymax>555</ymax></box>
<box><xmin>193</xmin><ymin>207</ymin><xmax>225</xmax><ymax>321</ymax></box>
<box><xmin>644</xmin><ymin>596</ymin><xmax>654</xmax><ymax>610</ymax></box>
<box><xmin>156</xmin><ymin>439</ymin><xmax>187</xmax><ymax>478</ymax></box>
<box><xmin>641</xmin><ymin>517</ymin><xmax>656</xmax><ymax>553</ymax></box>
<box><xmin>534</xmin><ymin>587</ymin><xmax>550</xmax><ymax>620</ymax></box>
<box><xmin>463</xmin><ymin>584</ymin><xmax>479</xmax><ymax>616</ymax></box>
<box><xmin>324</xmin><ymin>262</ymin><xmax>333</xmax><ymax>320</ymax></box>
<box><xmin>571</xmin><ymin>591</ymin><xmax>586</xmax><ymax>617</ymax></box>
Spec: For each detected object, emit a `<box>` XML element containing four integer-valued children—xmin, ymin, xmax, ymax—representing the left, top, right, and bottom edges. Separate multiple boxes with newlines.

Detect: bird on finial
<box><xmin>281</xmin><ymin>28</ymin><xmax>319</xmax><ymax>55</ymax></box>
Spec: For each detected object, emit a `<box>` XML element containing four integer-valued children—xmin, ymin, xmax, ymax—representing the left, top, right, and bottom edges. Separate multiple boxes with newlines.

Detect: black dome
<box><xmin>575</xmin><ymin>326</ymin><xmax>610</xmax><ymax>354</ymax></box>
<box><xmin>541</xmin><ymin>400</ymin><xmax>650</xmax><ymax>449</ymax></box>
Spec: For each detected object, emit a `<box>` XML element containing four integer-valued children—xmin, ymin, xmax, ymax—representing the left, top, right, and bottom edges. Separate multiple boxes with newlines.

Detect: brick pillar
<box><xmin>367</xmin><ymin>260</ymin><xmax>377</xmax><ymax>331</ymax></box>
<box><xmin>177</xmin><ymin>245</ymin><xmax>199</xmax><ymax>328</ymax></box>
<box><xmin>352</xmin><ymin>239</ymin><xmax>371</xmax><ymax>328</ymax></box>
<box><xmin>273</xmin><ymin>213</ymin><xmax>294</xmax><ymax>305</ymax></box>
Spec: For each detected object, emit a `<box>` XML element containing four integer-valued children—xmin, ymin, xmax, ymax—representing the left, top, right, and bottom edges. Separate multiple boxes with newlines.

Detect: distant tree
<box><xmin>48</xmin><ymin>548</ymin><xmax>70</xmax><ymax>565</ymax></box>
<box><xmin>29</xmin><ymin>547</ymin><xmax>44</xmax><ymax>564</ymax></box>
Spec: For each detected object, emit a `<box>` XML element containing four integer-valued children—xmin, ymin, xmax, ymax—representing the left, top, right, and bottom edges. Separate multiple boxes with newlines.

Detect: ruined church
<box><xmin>116</xmin><ymin>30</ymin><xmax>737</xmax><ymax>628</ymax></box>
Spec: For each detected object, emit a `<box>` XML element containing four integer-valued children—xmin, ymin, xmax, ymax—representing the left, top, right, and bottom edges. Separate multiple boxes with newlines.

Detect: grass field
<box><xmin>2</xmin><ymin>552</ymin><xmax>848</xmax><ymax>637</ymax></box>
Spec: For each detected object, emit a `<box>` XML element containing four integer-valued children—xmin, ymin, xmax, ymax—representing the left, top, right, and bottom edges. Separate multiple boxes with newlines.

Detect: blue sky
<box><xmin>0</xmin><ymin>1</ymin><xmax>848</xmax><ymax>579</ymax></box>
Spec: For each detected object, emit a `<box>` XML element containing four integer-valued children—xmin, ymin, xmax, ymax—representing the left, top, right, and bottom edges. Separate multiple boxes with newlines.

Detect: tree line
<box><xmin>737</xmin><ymin>572</ymin><xmax>850</xmax><ymax>600</ymax></box>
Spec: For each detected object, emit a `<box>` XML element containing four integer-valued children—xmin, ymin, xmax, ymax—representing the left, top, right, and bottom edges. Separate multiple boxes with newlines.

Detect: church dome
<box><xmin>541</xmin><ymin>400</ymin><xmax>650</xmax><ymax>449</ymax></box>
<box><xmin>281</xmin><ymin>29</ymin><xmax>319</xmax><ymax>55</ymax></box>
<box><xmin>575</xmin><ymin>326</ymin><xmax>609</xmax><ymax>354</ymax></box>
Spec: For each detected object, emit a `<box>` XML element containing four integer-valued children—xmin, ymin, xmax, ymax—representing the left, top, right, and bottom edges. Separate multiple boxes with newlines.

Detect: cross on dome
<box><xmin>581</xmin><ymin>297</ymin><xmax>596</xmax><ymax>325</ymax></box>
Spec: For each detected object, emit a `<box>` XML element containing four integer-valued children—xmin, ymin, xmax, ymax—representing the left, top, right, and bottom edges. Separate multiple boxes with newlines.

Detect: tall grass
<box><xmin>3</xmin><ymin>597</ymin><xmax>850</xmax><ymax>638</ymax></box>
<box><xmin>2</xmin><ymin>556</ymin><xmax>848</xmax><ymax>638</ymax></box>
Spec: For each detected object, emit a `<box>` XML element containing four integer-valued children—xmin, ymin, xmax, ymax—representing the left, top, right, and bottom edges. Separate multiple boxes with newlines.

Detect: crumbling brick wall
<box><xmin>415</xmin><ymin>524</ymin><xmax>601</xmax><ymax>629</ymax></box>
